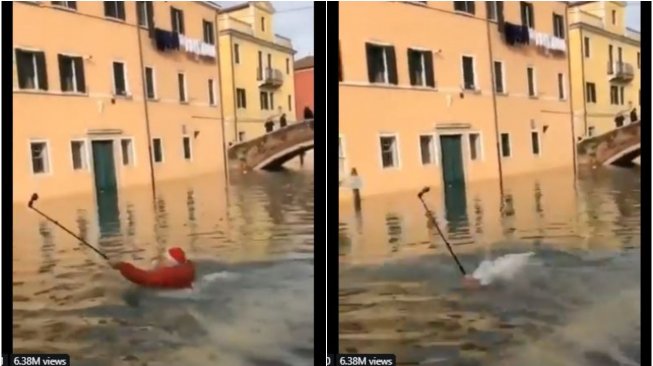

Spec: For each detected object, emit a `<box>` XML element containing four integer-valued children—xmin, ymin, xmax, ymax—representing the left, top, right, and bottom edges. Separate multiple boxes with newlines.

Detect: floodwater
<box><xmin>13</xmin><ymin>163</ymin><xmax>314</xmax><ymax>365</ymax></box>
<box><xmin>339</xmin><ymin>167</ymin><xmax>640</xmax><ymax>366</ymax></box>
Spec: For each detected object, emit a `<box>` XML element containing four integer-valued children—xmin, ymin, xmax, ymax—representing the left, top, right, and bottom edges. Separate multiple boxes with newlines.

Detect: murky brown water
<box><xmin>339</xmin><ymin>167</ymin><xmax>640</xmax><ymax>366</ymax></box>
<box><xmin>13</xmin><ymin>164</ymin><xmax>314</xmax><ymax>366</ymax></box>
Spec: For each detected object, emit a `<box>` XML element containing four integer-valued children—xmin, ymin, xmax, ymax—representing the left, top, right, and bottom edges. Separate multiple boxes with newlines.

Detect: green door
<box><xmin>92</xmin><ymin>140</ymin><xmax>117</xmax><ymax>194</ymax></box>
<box><xmin>439</xmin><ymin>135</ymin><xmax>465</xmax><ymax>186</ymax></box>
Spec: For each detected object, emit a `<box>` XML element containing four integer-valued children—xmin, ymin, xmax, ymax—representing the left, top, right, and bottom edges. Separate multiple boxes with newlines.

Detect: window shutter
<box><xmin>16</xmin><ymin>50</ymin><xmax>31</xmax><ymax>89</ymax></box>
<box><xmin>180</xmin><ymin>10</ymin><xmax>185</xmax><ymax>34</ymax></box>
<box><xmin>407</xmin><ymin>49</ymin><xmax>417</xmax><ymax>86</ymax></box>
<box><xmin>117</xmin><ymin>1</ymin><xmax>125</xmax><ymax>20</ymax></box>
<box><xmin>57</xmin><ymin>54</ymin><xmax>66</xmax><ymax>91</ymax></box>
<box><xmin>74</xmin><ymin>57</ymin><xmax>86</xmax><ymax>93</ymax></box>
<box><xmin>35</xmin><ymin>52</ymin><xmax>48</xmax><ymax>91</ymax></box>
<box><xmin>424</xmin><ymin>51</ymin><xmax>435</xmax><ymax>87</ymax></box>
<box><xmin>468</xmin><ymin>1</ymin><xmax>475</xmax><ymax>15</ymax></box>
<box><xmin>386</xmin><ymin>46</ymin><xmax>398</xmax><ymax>85</ymax></box>
<box><xmin>68</xmin><ymin>1</ymin><xmax>77</xmax><ymax>10</ymax></box>
<box><xmin>497</xmin><ymin>1</ymin><xmax>505</xmax><ymax>32</ymax></box>
<box><xmin>170</xmin><ymin>8</ymin><xmax>176</xmax><ymax>32</ymax></box>
<box><xmin>365</xmin><ymin>43</ymin><xmax>375</xmax><ymax>83</ymax></box>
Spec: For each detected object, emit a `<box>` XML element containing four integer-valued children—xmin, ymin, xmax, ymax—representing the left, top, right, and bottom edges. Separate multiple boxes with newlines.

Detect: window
<box><xmin>104</xmin><ymin>1</ymin><xmax>125</xmax><ymax>20</ymax></box>
<box><xmin>52</xmin><ymin>1</ymin><xmax>76</xmax><ymax>10</ymax></box>
<box><xmin>379</xmin><ymin>135</ymin><xmax>399</xmax><ymax>169</ymax></box>
<box><xmin>203</xmin><ymin>20</ymin><xmax>215</xmax><ymax>45</ymax></box>
<box><xmin>365</xmin><ymin>43</ymin><xmax>398</xmax><ymax>85</ymax></box>
<box><xmin>557</xmin><ymin>73</ymin><xmax>565</xmax><ymax>100</ymax></box>
<box><xmin>609</xmin><ymin>85</ymin><xmax>618</xmax><ymax>105</ymax></box>
<box><xmin>588</xmin><ymin>126</ymin><xmax>596</xmax><ymax>137</ymax></box>
<box><xmin>408</xmin><ymin>49</ymin><xmax>435</xmax><ymax>87</ymax></box>
<box><xmin>288</xmin><ymin>95</ymin><xmax>293</xmax><ymax>111</ymax></box>
<box><xmin>152</xmin><ymin>138</ymin><xmax>163</xmax><ymax>163</ymax></box>
<box><xmin>462</xmin><ymin>55</ymin><xmax>475</xmax><ymax>90</ymax></box>
<box><xmin>260</xmin><ymin>91</ymin><xmax>269</xmax><ymax>110</ymax></box>
<box><xmin>267</xmin><ymin>53</ymin><xmax>272</xmax><ymax>69</ymax></box>
<box><xmin>30</xmin><ymin>141</ymin><xmax>50</xmax><ymax>174</ymax></box>
<box><xmin>608</xmin><ymin>44</ymin><xmax>613</xmax><ymax>73</ymax></box>
<box><xmin>486</xmin><ymin>1</ymin><xmax>497</xmax><ymax>21</ymax></box>
<box><xmin>208</xmin><ymin>79</ymin><xmax>216</xmax><ymax>106</ymax></box>
<box><xmin>15</xmin><ymin>49</ymin><xmax>48</xmax><ymax>91</ymax></box>
<box><xmin>500</xmin><ymin>133</ymin><xmax>511</xmax><ymax>158</ymax></box>
<box><xmin>527</xmin><ymin>66</ymin><xmax>536</xmax><ymax>97</ymax></box>
<box><xmin>520</xmin><ymin>2</ymin><xmax>534</xmax><ymax>28</ymax></box>
<box><xmin>586</xmin><ymin>82</ymin><xmax>596</xmax><ymax>103</ymax></box>
<box><xmin>261</xmin><ymin>16</ymin><xmax>265</xmax><ymax>31</ymax></box>
<box><xmin>611</xmin><ymin>10</ymin><xmax>616</xmax><ymax>24</ymax></box>
<box><xmin>619</xmin><ymin>86</ymin><xmax>624</xmax><ymax>105</ymax></box>
<box><xmin>57</xmin><ymin>54</ymin><xmax>85</xmax><ymax>93</ymax></box>
<box><xmin>121</xmin><ymin>138</ymin><xmax>134</xmax><ymax>166</ymax></box>
<box><xmin>238</xmin><ymin>131</ymin><xmax>246</xmax><ymax>142</ymax></box>
<box><xmin>112</xmin><ymin>61</ymin><xmax>127</xmax><ymax>96</ymax></box>
<box><xmin>339</xmin><ymin>137</ymin><xmax>347</xmax><ymax>175</ymax></box>
<box><xmin>637</xmin><ymin>52</ymin><xmax>640</xmax><ymax>69</ymax></box>
<box><xmin>584</xmin><ymin>37</ymin><xmax>590</xmax><ymax>58</ymax></box>
<box><xmin>182</xmin><ymin>136</ymin><xmax>192</xmax><ymax>161</ymax></box>
<box><xmin>171</xmin><ymin>7</ymin><xmax>185</xmax><ymax>34</ymax></box>
<box><xmin>286</xmin><ymin>58</ymin><xmax>290</xmax><ymax>74</ymax></box>
<box><xmin>553</xmin><ymin>13</ymin><xmax>565</xmax><ymax>39</ymax></box>
<box><xmin>531</xmin><ymin>131</ymin><xmax>540</xmax><ymax>155</ymax></box>
<box><xmin>454</xmin><ymin>1</ymin><xmax>475</xmax><ymax>15</ymax></box>
<box><xmin>419</xmin><ymin>135</ymin><xmax>436</xmax><ymax>165</ymax></box>
<box><xmin>468</xmin><ymin>133</ymin><xmax>481</xmax><ymax>161</ymax></box>
<box><xmin>70</xmin><ymin>140</ymin><xmax>87</xmax><ymax>170</ymax></box>
<box><xmin>236</xmin><ymin>88</ymin><xmax>247</xmax><ymax>109</ymax></box>
<box><xmin>270</xmin><ymin>92</ymin><xmax>274</xmax><ymax>109</ymax></box>
<box><xmin>178</xmin><ymin>73</ymin><xmax>187</xmax><ymax>102</ymax></box>
<box><xmin>493</xmin><ymin>61</ymin><xmax>504</xmax><ymax>93</ymax></box>
<box><xmin>145</xmin><ymin>67</ymin><xmax>156</xmax><ymax>99</ymax></box>
<box><xmin>136</xmin><ymin>1</ymin><xmax>152</xmax><ymax>27</ymax></box>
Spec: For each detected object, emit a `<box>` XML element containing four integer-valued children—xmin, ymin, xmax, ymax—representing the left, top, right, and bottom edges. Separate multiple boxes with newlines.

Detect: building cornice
<box><xmin>569</xmin><ymin>23</ymin><xmax>640</xmax><ymax>47</ymax></box>
<box><xmin>220</xmin><ymin>29</ymin><xmax>295</xmax><ymax>54</ymax></box>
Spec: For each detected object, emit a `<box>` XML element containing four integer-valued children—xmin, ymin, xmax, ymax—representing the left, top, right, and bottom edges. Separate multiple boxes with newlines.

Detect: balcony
<box><xmin>257</xmin><ymin>67</ymin><xmax>284</xmax><ymax>88</ymax></box>
<box><xmin>607</xmin><ymin>61</ymin><xmax>635</xmax><ymax>82</ymax></box>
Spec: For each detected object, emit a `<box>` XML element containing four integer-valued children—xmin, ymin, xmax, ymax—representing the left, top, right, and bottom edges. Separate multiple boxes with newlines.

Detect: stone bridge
<box><xmin>577</xmin><ymin>120</ymin><xmax>640</xmax><ymax>167</ymax></box>
<box><xmin>227</xmin><ymin>119</ymin><xmax>314</xmax><ymax>170</ymax></box>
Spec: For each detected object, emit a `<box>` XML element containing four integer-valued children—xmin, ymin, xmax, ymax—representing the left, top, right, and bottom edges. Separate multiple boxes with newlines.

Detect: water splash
<box><xmin>471</xmin><ymin>252</ymin><xmax>536</xmax><ymax>285</ymax></box>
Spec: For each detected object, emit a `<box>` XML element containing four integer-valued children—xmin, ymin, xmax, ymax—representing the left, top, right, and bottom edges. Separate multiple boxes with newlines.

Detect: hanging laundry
<box><xmin>179</xmin><ymin>34</ymin><xmax>216</xmax><ymax>59</ymax></box>
<box><xmin>504</xmin><ymin>22</ymin><xmax>529</xmax><ymax>46</ymax></box>
<box><xmin>154</xmin><ymin>28</ymin><xmax>179</xmax><ymax>51</ymax></box>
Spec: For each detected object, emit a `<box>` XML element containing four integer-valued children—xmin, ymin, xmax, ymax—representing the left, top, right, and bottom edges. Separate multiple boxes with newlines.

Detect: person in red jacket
<box><xmin>110</xmin><ymin>247</ymin><xmax>195</xmax><ymax>289</ymax></box>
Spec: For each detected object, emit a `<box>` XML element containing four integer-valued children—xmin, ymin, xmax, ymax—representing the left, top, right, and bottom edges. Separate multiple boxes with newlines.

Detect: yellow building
<box><xmin>339</xmin><ymin>1</ymin><xmax>575</xmax><ymax>199</ymax></box>
<box><xmin>568</xmin><ymin>1</ymin><xmax>641</xmax><ymax>138</ymax></box>
<box><xmin>218</xmin><ymin>1</ymin><xmax>297</xmax><ymax>143</ymax></box>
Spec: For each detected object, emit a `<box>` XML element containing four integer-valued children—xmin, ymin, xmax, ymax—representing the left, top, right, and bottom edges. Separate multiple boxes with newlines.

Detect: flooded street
<box><xmin>339</xmin><ymin>167</ymin><xmax>640</xmax><ymax>366</ymax></box>
<box><xmin>13</xmin><ymin>162</ymin><xmax>314</xmax><ymax>365</ymax></box>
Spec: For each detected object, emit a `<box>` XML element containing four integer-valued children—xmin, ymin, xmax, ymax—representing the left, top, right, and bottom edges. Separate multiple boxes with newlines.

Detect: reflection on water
<box><xmin>339</xmin><ymin>167</ymin><xmax>640</xmax><ymax>365</ymax></box>
<box><xmin>14</xmin><ymin>168</ymin><xmax>314</xmax><ymax>366</ymax></box>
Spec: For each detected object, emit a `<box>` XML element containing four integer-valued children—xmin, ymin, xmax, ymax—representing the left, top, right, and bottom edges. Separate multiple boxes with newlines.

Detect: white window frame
<box><xmin>144</xmin><ymin>66</ymin><xmax>157</xmax><ymax>100</ymax></box>
<box><xmin>152</xmin><ymin>137</ymin><xmax>165</xmax><ymax>164</ymax></box>
<box><xmin>178</xmin><ymin>72</ymin><xmax>188</xmax><ymax>103</ymax></box>
<box><xmin>58</xmin><ymin>53</ymin><xmax>83</xmax><ymax>93</ymax></box>
<box><xmin>15</xmin><ymin>48</ymin><xmax>41</xmax><ymax>90</ymax></box>
<box><xmin>526</xmin><ymin>66</ymin><xmax>537</xmax><ymax>97</ymax></box>
<box><xmin>172</xmin><ymin>7</ymin><xmax>184</xmax><ymax>34</ymax></box>
<box><xmin>136</xmin><ymin>1</ymin><xmax>149</xmax><ymax>27</ymax></box>
<box><xmin>182</xmin><ymin>135</ymin><xmax>193</xmax><ymax>161</ymax></box>
<box><xmin>460</xmin><ymin>54</ymin><xmax>477</xmax><ymax>91</ymax></box>
<box><xmin>339</xmin><ymin>135</ymin><xmax>348</xmax><ymax>176</ymax></box>
<box><xmin>531</xmin><ymin>129</ymin><xmax>542</xmax><ymax>156</ymax></box>
<box><xmin>487</xmin><ymin>1</ymin><xmax>497</xmax><ymax>21</ymax></box>
<box><xmin>378</xmin><ymin>133</ymin><xmax>401</xmax><ymax>170</ymax></box>
<box><xmin>368</xmin><ymin>42</ymin><xmax>390</xmax><ymax>84</ymax></box>
<box><xmin>467</xmin><ymin>131</ymin><xmax>484</xmax><ymax>161</ymax></box>
<box><xmin>522</xmin><ymin>2</ymin><xmax>534</xmax><ymax>29</ymax></box>
<box><xmin>236</xmin><ymin>88</ymin><xmax>246</xmax><ymax>109</ymax></box>
<box><xmin>111</xmin><ymin>60</ymin><xmax>129</xmax><ymax>96</ymax></box>
<box><xmin>69</xmin><ymin>138</ymin><xmax>90</xmax><ymax>171</ymax></box>
<box><xmin>418</xmin><ymin>133</ymin><xmax>438</xmax><ymax>166</ymax></box>
<box><xmin>52</xmin><ymin>1</ymin><xmax>76</xmax><ymax>10</ymax></box>
<box><xmin>29</xmin><ymin>139</ymin><xmax>53</xmax><ymax>176</ymax></box>
<box><xmin>584</xmin><ymin>36</ymin><xmax>591</xmax><ymax>58</ymax></box>
<box><xmin>104</xmin><ymin>1</ymin><xmax>125</xmax><ymax>21</ymax></box>
<box><xmin>557</xmin><ymin>72</ymin><xmax>566</xmax><ymax>100</ymax></box>
<box><xmin>493</xmin><ymin>60</ymin><xmax>506</xmax><ymax>94</ymax></box>
<box><xmin>500</xmin><ymin>132</ymin><xmax>511</xmax><ymax>158</ymax></box>
<box><xmin>409</xmin><ymin>48</ymin><xmax>427</xmax><ymax>87</ymax></box>
<box><xmin>120</xmin><ymin>137</ymin><xmax>136</xmax><ymax>167</ymax></box>
<box><xmin>208</xmin><ymin>78</ymin><xmax>216</xmax><ymax>106</ymax></box>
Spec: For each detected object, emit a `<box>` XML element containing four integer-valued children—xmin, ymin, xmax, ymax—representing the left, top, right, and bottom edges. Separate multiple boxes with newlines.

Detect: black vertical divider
<box><xmin>2</xmin><ymin>1</ymin><xmax>14</xmax><ymax>354</ymax></box>
<box><xmin>326</xmin><ymin>1</ymin><xmax>339</xmax><ymax>356</ymax></box>
<box><xmin>640</xmin><ymin>3</ymin><xmax>651</xmax><ymax>365</ymax></box>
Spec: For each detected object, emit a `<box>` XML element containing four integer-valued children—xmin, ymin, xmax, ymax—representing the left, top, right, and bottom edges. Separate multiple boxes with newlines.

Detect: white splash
<box><xmin>472</xmin><ymin>252</ymin><xmax>535</xmax><ymax>285</ymax></box>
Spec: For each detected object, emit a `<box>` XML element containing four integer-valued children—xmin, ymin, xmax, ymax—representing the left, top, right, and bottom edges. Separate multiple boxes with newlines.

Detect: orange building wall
<box><xmin>294</xmin><ymin>67</ymin><xmax>314</xmax><ymax>120</ymax></box>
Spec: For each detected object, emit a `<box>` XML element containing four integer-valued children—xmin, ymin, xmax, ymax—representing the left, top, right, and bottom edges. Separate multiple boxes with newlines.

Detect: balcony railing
<box><xmin>257</xmin><ymin>67</ymin><xmax>284</xmax><ymax>88</ymax></box>
<box><xmin>607</xmin><ymin>61</ymin><xmax>635</xmax><ymax>81</ymax></box>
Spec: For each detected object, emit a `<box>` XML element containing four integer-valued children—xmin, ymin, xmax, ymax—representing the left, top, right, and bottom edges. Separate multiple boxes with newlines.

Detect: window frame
<box><xmin>29</xmin><ymin>139</ymin><xmax>53</xmax><ymax>176</ymax></box>
<box><xmin>182</xmin><ymin>135</ymin><xmax>193</xmax><ymax>161</ymax></box>
<box><xmin>177</xmin><ymin>72</ymin><xmax>188</xmax><ymax>103</ymax></box>
<box><xmin>500</xmin><ymin>133</ymin><xmax>511</xmax><ymax>158</ymax></box>
<box><xmin>461</xmin><ymin>54</ymin><xmax>478</xmax><ymax>91</ymax></box>
<box><xmin>144</xmin><ymin>65</ymin><xmax>157</xmax><ymax>100</ymax></box>
<box><xmin>418</xmin><ymin>133</ymin><xmax>439</xmax><ymax>166</ymax></box>
<box><xmin>111</xmin><ymin>60</ymin><xmax>129</xmax><ymax>96</ymax></box>
<box><xmin>467</xmin><ymin>132</ymin><xmax>484</xmax><ymax>161</ymax></box>
<box><xmin>69</xmin><ymin>138</ymin><xmax>89</xmax><ymax>171</ymax></box>
<box><xmin>152</xmin><ymin>137</ymin><xmax>165</xmax><ymax>164</ymax></box>
<box><xmin>378</xmin><ymin>133</ymin><xmax>401</xmax><ymax>170</ymax></box>
<box><xmin>120</xmin><ymin>137</ymin><xmax>136</xmax><ymax>167</ymax></box>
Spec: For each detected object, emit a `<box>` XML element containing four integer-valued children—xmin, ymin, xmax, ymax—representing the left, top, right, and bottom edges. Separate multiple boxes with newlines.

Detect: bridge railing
<box><xmin>577</xmin><ymin>120</ymin><xmax>640</xmax><ymax>166</ymax></box>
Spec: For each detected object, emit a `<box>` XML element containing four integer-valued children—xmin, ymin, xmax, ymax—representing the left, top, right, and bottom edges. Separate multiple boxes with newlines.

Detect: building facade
<box><xmin>294</xmin><ymin>56</ymin><xmax>314</xmax><ymax>120</ymax></box>
<box><xmin>339</xmin><ymin>1</ymin><xmax>576</xmax><ymax>199</ymax></box>
<box><xmin>568</xmin><ymin>1</ymin><xmax>641</xmax><ymax>138</ymax></box>
<box><xmin>218</xmin><ymin>2</ymin><xmax>296</xmax><ymax>144</ymax></box>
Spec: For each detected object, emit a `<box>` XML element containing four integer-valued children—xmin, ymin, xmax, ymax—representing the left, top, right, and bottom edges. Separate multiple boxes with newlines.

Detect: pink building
<box><xmin>293</xmin><ymin>56</ymin><xmax>314</xmax><ymax>120</ymax></box>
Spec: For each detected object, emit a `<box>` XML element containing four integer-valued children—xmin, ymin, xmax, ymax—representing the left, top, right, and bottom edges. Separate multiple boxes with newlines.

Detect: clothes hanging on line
<box><xmin>528</xmin><ymin>28</ymin><xmax>566</xmax><ymax>54</ymax></box>
<box><xmin>179</xmin><ymin>34</ymin><xmax>216</xmax><ymax>59</ymax></box>
<box><xmin>504</xmin><ymin>22</ymin><xmax>529</xmax><ymax>46</ymax></box>
<box><xmin>154</xmin><ymin>28</ymin><xmax>179</xmax><ymax>51</ymax></box>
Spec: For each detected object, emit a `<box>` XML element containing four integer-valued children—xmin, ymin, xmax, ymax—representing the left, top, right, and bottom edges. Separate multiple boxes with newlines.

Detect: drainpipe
<box><xmin>485</xmin><ymin>12</ymin><xmax>505</xmax><ymax>208</ymax></box>
<box><xmin>229</xmin><ymin>33</ymin><xmax>239</xmax><ymax>141</ymax></box>
<box><xmin>136</xmin><ymin>12</ymin><xmax>157</xmax><ymax>202</ymax></box>
<box><xmin>565</xmin><ymin>9</ymin><xmax>578</xmax><ymax>180</ymax></box>
<box><xmin>214</xmin><ymin>11</ymin><xmax>230</xmax><ymax>185</ymax></box>
<box><xmin>579</xmin><ymin>27</ymin><xmax>588</xmax><ymax>138</ymax></box>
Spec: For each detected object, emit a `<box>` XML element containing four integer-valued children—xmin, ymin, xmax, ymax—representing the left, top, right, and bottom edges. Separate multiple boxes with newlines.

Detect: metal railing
<box><xmin>607</xmin><ymin>61</ymin><xmax>634</xmax><ymax>78</ymax></box>
<box><xmin>257</xmin><ymin>67</ymin><xmax>284</xmax><ymax>85</ymax></box>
